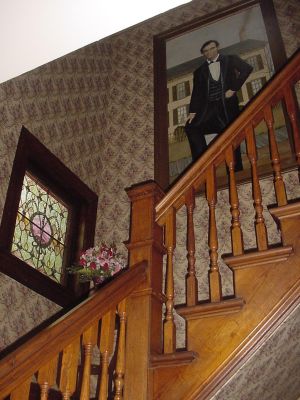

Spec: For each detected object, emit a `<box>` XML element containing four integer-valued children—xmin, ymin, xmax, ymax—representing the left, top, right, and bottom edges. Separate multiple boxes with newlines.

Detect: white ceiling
<box><xmin>0</xmin><ymin>0</ymin><xmax>189</xmax><ymax>84</ymax></box>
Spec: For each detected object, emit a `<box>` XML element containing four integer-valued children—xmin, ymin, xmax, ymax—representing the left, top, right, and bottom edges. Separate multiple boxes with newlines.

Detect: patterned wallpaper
<box><xmin>0</xmin><ymin>273</ymin><xmax>61</xmax><ymax>349</ymax></box>
<box><xmin>173</xmin><ymin>170</ymin><xmax>300</xmax><ymax>348</ymax></box>
<box><xmin>171</xmin><ymin>169</ymin><xmax>300</xmax><ymax>399</ymax></box>
<box><xmin>0</xmin><ymin>4</ymin><xmax>299</xmax><ymax>397</ymax></box>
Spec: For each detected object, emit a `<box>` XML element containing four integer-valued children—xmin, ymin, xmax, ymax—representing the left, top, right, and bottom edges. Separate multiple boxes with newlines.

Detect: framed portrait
<box><xmin>154</xmin><ymin>0</ymin><xmax>291</xmax><ymax>189</ymax></box>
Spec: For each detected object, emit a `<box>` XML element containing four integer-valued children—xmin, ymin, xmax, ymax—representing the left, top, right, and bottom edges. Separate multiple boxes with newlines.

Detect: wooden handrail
<box><xmin>150</xmin><ymin>49</ymin><xmax>300</xmax><ymax>362</ymax></box>
<box><xmin>156</xmin><ymin>49</ymin><xmax>300</xmax><ymax>222</ymax></box>
<box><xmin>0</xmin><ymin>261</ymin><xmax>147</xmax><ymax>398</ymax></box>
<box><xmin>3</xmin><ymin>51</ymin><xmax>297</xmax><ymax>400</ymax></box>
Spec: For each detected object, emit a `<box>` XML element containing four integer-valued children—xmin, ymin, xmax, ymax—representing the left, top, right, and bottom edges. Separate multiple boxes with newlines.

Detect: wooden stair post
<box><xmin>151</xmin><ymin>51</ymin><xmax>300</xmax><ymax>399</ymax></box>
<box><xmin>124</xmin><ymin>181</ymin><xmax>165</xmax><ymax>399</ymax></box>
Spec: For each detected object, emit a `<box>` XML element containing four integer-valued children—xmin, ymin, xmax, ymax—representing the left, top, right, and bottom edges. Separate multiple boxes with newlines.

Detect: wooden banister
<box><xmin>149</xmin><ymin>49</ymin><xmax>300</xmax><ymax>354</ymax></box>
<box><xmin>225</xmin><ymin>145</ymin><xmax>244</xmax><ymax>256</ymax></box>
<box><xmin>141</xmin><ymin>49</ymin><xmax>300</xmax><ymax>399</ymax></box>
<box><xmin>163</xmin><ymin>207</ymin><xmax>177</xmax><ymax>353</ymax></box>
<box><xmin>4</xmin><ymin>51</ymin><xmax>298</xmax><ymax>400</ymax></box>
<box><xmin>114</xmin><ymin>299</ymin><xmax>127</xmax><ymax>400</ymax></box>
<box><xmin>155</xmin><ymin>49</ymin><xmax>300</xmax><ymax>221</ymax></box>
<box><xmin>0</xmin><ymin>262</ymin><xmax>147</xmax><ymax>399</ymax></box>
<box><xmin>185</xmin><ymin>187</ymin><xmax>198</xmax><ymax>306</ymax></box>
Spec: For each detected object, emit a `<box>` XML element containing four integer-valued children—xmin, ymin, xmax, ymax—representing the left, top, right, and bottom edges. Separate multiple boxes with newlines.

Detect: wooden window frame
<box><xmin>0</xmin><ymin>126</ymin><xmax>98</xmax><ymax>306</ymax></box>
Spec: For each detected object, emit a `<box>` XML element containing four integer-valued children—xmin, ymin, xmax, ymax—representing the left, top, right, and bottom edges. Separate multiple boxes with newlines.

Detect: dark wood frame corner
<box><xmin>0</xmin><ymin>126</ymin><xmax>98</xmax><ymax>307</ymax></box>
<box><xmin>153</xmin><ymin>0</ymin><xmax>287</xmax><ymax>190</ymax></box>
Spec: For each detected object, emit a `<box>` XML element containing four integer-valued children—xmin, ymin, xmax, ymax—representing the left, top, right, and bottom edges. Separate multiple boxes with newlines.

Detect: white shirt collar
<box><xmin>208</xmin><ymin>54</ymin><xmax>220</xmax><ymax>64</ymax></box>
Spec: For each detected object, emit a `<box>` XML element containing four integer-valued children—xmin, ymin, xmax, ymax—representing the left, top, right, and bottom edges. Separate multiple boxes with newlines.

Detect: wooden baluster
<box><xmin>246</xmin><ymin>125</ymin><xmax>268</xmax><ymax>251</ymax></box>
<box><xmin>264</xmin><ymin>105</ymin><xmax>288</xmax><ymax>206</ymax></box>
<box><xmin>10</xmin><ymin>377</ymin><xmax>31</xmax><ymax>400</ymax></box>
<box><xmin>98</xmin><ymin>309</ymin><xmax>116</xmax><ymax>400</ymax></box>
<box><xmin>114</xmin><ymin>300</ymin><xmax>127</xmax><ymax>400</ymax></box>
<box><xmin>38</xmin><ymin>356</ymin><xmax>58</xmax><ymax>400</ymax></box>
<box><xmin>225</xmin><ymin>146</ymin><xmax>244</xmax><ymax>256</ymax></box>
<box><xmin>185</xmin><ymin>188</ymin><xmax>198</xmax><ymax>306</ymax></box>
<box><xmin>59</xmin><ymin>338</ymin><xmax>80</xmax><ymax>400</ymax></box>
<box><xmin>80</xmin><ymin>322</ymin><xmax>98</xmax><ymax>400</ymax></box>
<box><xmin>206</xmin><ymin>165</ymin><xmax>222</xmax><ymax>302</ymax></box>
<box><xmin>283</xmin><ymin>85</ymin><xmax>300</xmax><ymax>177</ymax></box>
<box><xmin>163</xmin><ymin>207</ymin><xmax>176</xmax><ymax>354</ymax></box>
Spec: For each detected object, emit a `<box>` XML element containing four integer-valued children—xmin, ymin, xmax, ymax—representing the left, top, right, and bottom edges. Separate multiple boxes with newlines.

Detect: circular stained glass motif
<box><xmin>31</xmin><ymin>213</ymin><xmax>52</xmax><ymax>246</ymax></box>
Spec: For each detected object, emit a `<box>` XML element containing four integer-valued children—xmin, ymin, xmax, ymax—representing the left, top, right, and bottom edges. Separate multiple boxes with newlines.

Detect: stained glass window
<box><xmin>11</xmin><ymin>173</ymin><xmax>70</xmax><ymax>283</ymax></box>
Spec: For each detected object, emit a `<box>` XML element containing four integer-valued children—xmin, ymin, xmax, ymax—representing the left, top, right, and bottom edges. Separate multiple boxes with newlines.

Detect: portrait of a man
<box><xmin>185</xmin><ymin>39</ymin><xmax>253</xmax><ymax>170</ymax></box>
<box><xmin>164</xmin><ymin>4</ymin><xmax>287</xmax><ymax>184</ymax></box>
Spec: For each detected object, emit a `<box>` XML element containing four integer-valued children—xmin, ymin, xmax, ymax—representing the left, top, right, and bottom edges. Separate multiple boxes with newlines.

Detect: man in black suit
<box><xmin>185</xmin><ymin>40</ymin><xmax>253</xmax><ymax>170</ymax></box>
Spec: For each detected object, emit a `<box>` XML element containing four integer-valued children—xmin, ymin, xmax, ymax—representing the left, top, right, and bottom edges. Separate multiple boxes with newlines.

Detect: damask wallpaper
<box><xmin>173</xmin><ymin>170</ymin><xmax>300</xmax><ymax>348</ymax></box>
<box><xmin>0</xmin><ymin>4</ymin><xmax>299</xmax><ymax>395</ymax></box>
<box><xmin>172</xmin><ymin>169</ymin><xmax>300</xmax><ymax>399</ymax></box>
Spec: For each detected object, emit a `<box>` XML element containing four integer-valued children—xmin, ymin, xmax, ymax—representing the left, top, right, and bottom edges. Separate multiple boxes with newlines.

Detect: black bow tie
<box><xmin>208</xmin><ymin>60</ymin><xmax>219</xmax><ymax>64</ymax></box>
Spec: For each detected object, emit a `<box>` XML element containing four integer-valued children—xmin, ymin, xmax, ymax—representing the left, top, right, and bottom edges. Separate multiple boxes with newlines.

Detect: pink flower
<box><xmin>71</xmin><ymin>244</ymin><xmax>126</xmax><ymax>283</ymax></box>
<box><xmin>102</xmin><ymin>262</ymin><xmax>109</xmax><ymax>271</ymax></box>
<box><xmin>90</xmin><ymin>262</ymin><xmax>97</xmax><ymax>270</ymax></box>
<box><xmin>85</xmin><ymin>247</ymin><xmax>95</xmax><ymax>257</ymax></box>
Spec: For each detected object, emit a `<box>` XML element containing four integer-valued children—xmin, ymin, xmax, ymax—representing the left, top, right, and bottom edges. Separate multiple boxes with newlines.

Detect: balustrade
<box><xmin>154</xmin><ymin>50</ymin><xmax>300</xmax><ymax>354</ymax></box>
<box><xmin>0</xmin><ymin>263</ymin><xmax>147</xmax><ymax>400</ymax></box>
<box><xmin>163</xmin><ymin>208</ymin><xmax>177</xmax><ymax>353</ymax></box>
<box><xmin>264</xmin><ymin>104</ymin><xmax>288</xmax><ymax>206</ymax></box>
<box><xmin>0</xmin><ymin>50</ymin><xmax>299</xmax><ymax>400</ymax></box>
<box><xmin>225</xmin><ymin>145</ymin><xmax>243</xmax><ymax>256</ymax></box>
<box><xmin>114</xmin><ymin>300</ymin><xmax>127</xmax><ymax>400</ymax></box>
<box><xmin>185</xmin><ymin>188</ymin><xmax>198</xmax><ymax>306</ymax></box>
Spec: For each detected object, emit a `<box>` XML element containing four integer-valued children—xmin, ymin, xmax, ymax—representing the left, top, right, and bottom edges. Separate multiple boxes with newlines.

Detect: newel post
<box><xmin>124</xmin><ymin>181</ymin><xmax>165</xmax><ymax>400</ymax></box>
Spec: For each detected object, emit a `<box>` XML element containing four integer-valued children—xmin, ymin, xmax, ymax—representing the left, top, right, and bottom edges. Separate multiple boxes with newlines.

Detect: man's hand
<box><xmin>225</xmin><ymin>89</ymin><xmax>235</xmax><ymax>98</ymax></box>
<box><xmin>186</xmin><ymin>113</ymin><xmax>196</xmax><ymax>123</ymax></box>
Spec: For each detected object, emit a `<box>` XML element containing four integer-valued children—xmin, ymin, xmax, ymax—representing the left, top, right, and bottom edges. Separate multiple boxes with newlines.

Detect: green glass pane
<box><xmin>12</xmin><ymin>173</ymin><xmax>69</xmax><ymax>283</ymax></box>
<box><xmin>45</xmin><ymin>194</ymin><xmax>68</xmax><ymax>243</ymax></box>
<box><xmin>12</xmin><ymin>214</ymin><xmax>40</xmax><ymax>268</ymax></box>
<box><xmin>35</xmin><ymin>238</ymin><xmax>64</xmax><ymax>282</ymax></box>
<box><xmin>19</xmin><ymin>175</ymin><xmax>45</xmax><ymax>218</ymax></box>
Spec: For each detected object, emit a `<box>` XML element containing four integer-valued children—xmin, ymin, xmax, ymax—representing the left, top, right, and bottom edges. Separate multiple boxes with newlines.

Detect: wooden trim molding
<box><xmin>0</xmin><ymin>251</ymin><xmax>74</xmax><ymax>307</ymax></box>
<box><xmin>176</xmin><ymin>298</ymin><xmax>245</xmax><ymax>320</ymax></box>
<box><xmin>222</xmin><ymin>245</ymin><xmax>293</xmax><ymax>270</ymax></box>
<box><xmin>150</xmin><ymin>351</ymin><xmax>199</xmax><ymax>369</ymax></box>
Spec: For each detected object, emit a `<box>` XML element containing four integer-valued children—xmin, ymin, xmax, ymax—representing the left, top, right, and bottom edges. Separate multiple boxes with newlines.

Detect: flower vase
<box><xmin>92</xmin><ymin>276</ymin><xmax>103</xmax><ymax>288</ymax></box>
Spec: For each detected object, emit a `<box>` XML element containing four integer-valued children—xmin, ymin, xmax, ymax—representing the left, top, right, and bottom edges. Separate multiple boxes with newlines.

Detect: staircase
<box><xmin>0</xmin><ymin>51</ymin><xmax>299</xmax><ymax>400</ymax></box>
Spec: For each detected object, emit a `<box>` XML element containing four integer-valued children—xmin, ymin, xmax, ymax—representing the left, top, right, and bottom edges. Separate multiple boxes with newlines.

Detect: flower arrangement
<box><xmin>68</xmin><ymin>244</ymin><xmax>127</xmax><ymax>285</ymax></box>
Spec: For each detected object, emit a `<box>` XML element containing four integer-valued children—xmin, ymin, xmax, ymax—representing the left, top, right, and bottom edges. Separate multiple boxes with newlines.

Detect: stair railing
<box><xmin>125</xmin><ymin>50</ymin><xmax>300</xmax><ymax>372</ymax></box>
<box><xmin>2</xmin><ymin>50</ymin><xmax>298</xmax><ymax>400</ymax></box>
<box><xmin>0</xmin><ymin>262</ymin><xmax>147</xmax><ymax>400</ymax></box>
<box><xmin>153</xmin><ymin>49</ymin><xmax>300</xmax><ymax>353</ymax></box>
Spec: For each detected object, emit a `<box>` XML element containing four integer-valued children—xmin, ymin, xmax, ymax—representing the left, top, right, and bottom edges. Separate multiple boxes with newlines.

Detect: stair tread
<box><xmin>150</xmin><ymin>350</ymin><xmax>198</xmax><ymax>369</ymax></box>
<box><xmin>176</xmin><ymin>297</ymin><xmax>244</xmax><ymax>320</ymax></box>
